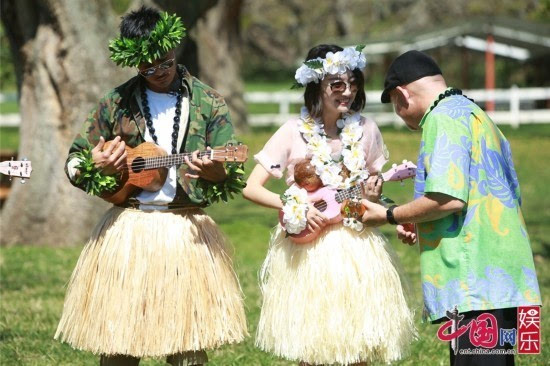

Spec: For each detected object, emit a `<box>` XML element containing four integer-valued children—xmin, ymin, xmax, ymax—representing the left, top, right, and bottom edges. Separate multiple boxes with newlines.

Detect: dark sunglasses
<box><xmin>138</xmin><ymin>58</ymin><xmax>175</xmax><ymax>77</ymax></box>
<box><xmin>328</xmin><ymin>80</ymin><xmax>358</xmax><ymax>93</ymax></box>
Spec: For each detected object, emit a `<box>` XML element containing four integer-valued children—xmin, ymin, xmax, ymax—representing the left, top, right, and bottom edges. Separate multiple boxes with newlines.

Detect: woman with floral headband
<box><xmin>54</xmin><ymin>6</ymin><xmax>247</xmax><ymax>366</ymax></box>
<box><xmin>243</xmin><ymin>44</ymin><xmax>416</xmax><ymax>365</ymax></box>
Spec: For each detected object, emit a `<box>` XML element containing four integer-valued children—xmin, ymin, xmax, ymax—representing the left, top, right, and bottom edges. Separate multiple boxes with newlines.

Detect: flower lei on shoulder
<box><xmin>292</xmin><ymin>45</ymin><xmax>366</xmax><ymax>88</ymax></box>
<box><xmin>281</xmin><ymin>185</ymin><xmax>309</xmax><ymax>234</ymax></box>
<box><xmin>109</xmin><ymin>12</ymin><xmax>186</xmax><ymax>67</ymax></box>
<box><xmin>74</xmin><ymin>149</ymin><xmax>119</xmax><ymax>196</ymax></box>
<box><xmin>298</xmin><ymin>107</ymin><xmax>369</xmax><ymax>190</ymax></box>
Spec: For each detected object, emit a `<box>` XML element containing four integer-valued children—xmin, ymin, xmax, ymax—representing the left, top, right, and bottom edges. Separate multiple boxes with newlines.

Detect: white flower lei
<box><xmin>281</xmin><ymin>185</ymin><xmax>309</xmax><ymax>234</ymax></box>
<box><xmin>294</xmin><ymin>46</ymin><xmax>367</xmax><ymax>87</ymax></box>
<box><xmin>298</xmin><ymin>107</ymin><xmax>369</xmax><ymax>189</ymax></box>
<box><xmin>343</xmin><ymin>217</ymin><xmax>364</xmax><ymax>232</ymax></box>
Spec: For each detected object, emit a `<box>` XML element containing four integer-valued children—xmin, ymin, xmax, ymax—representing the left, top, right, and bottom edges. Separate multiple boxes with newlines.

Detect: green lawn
<box><xmin>0</xmin><ymin>126</ymin><xmax>19</xmax><ymax>152</ymax></box>
<box><xmin>0</xmin><ymin>100</ymin><xmax>18</xmax><ymax>115</ymax></box>
<box><xmin>1</xmin><ymin>126</ymin><xmax>549</xmax><ymax>365</ymax></box>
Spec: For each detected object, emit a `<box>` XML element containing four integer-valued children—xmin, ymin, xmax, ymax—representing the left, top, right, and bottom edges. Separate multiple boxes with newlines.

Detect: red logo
<box><xmin>517</xmin><ymin>306</ymin><xmax>540</xmax><ymax>354</ymax></box>
<box><xmin>437</xmin><ymin>307</ymin><xmax>498</xmax><ymax>354</ymax></box>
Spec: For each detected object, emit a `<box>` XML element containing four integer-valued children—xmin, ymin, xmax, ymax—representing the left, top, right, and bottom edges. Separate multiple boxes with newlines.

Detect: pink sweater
<box><xmin>254</xmin><ymin>115</ymin><xmax>388</xmax><ymax>187</ymax></box>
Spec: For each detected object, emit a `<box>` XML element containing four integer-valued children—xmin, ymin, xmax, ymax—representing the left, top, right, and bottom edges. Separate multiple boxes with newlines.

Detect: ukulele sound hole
<box><xmin>131</xmin><ymin>157</ymin><xmax>145</xmax><ymax>173</ymax></box>
<box><xmin>313</xmin><ymin>200</ymin><xmax>327</xmax><ymax>212</ymax></box>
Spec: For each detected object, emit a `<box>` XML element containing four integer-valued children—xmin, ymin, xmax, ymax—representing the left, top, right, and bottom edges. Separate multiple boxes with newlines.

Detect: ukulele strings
<box><xmin>116</xmin><ymin>151</ymin><xmax>234</xmax><ymax>172</ymax></box>
<box><xmin>313</xmin><ymin>184</ymin><xmax>363</xmax><ymax>212</ymax></box>
<box><xmin>304</xmin><ymin>168</ymin><xmax>412</xmax><ymax>214</ymax></box>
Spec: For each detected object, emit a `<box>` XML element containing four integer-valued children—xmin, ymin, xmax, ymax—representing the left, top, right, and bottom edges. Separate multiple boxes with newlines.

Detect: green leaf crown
<box><xmin>109</xmin><ymin>12</ymin><xmax>186</xmax><ymax>67</ymax></box>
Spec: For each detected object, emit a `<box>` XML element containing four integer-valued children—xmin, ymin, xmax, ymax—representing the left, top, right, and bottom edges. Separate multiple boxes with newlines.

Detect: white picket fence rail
<box><xmin>245</xmin><ymin>86</ymin><xmax>550</xmax><ymax>128</ymax></box>
<box><xmin>1</xmin><ymin>86</ymin><xmax>550</xmax><ymax>128</ymax></box>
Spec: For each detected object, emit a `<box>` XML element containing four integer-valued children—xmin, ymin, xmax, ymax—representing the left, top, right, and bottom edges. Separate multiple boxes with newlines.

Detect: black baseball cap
<box><xmin>381</xmin><ymin>50</ymin><xmax>442</xmax><ymax>103</ymax></box>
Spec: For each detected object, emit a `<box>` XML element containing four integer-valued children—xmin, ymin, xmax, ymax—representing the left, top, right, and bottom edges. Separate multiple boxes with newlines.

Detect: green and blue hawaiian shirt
<box><xmin>414</xmin><ymin>91</ymin><xmax>541</xmax><ymax>321</ymax></box>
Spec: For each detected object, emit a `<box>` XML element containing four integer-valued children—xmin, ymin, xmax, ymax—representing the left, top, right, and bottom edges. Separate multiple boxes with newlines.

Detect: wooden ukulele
<box><xmin>0</xmin><ymin>158</ymin><xmax>32</xmax><ymax>183</ymax></box>
<box><xmin>100</xmin><ymin>141</ymin><xmax>248</xmax><ymax>204</ymax></box>
<box><xmin>278</xmin><ymin>160</ymin><xmax>416</xmax><ymax>244</ymax></box>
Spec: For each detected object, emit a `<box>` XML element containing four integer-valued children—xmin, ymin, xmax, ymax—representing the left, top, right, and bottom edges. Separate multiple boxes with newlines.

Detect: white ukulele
<box><xmin>0</xmin><ymin>158</ymin><xmax>33</xmax><ymax>183</ymax></box>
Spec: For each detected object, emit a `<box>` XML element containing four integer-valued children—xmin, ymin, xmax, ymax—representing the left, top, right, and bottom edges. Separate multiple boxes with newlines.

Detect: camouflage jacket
<box><xmin>66</xmin><ymin>65</ymin><xmax>238</xmax><ymax>207</ymax></box>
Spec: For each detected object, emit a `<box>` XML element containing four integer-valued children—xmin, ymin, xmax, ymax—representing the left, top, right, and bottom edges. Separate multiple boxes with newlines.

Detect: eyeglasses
<box><xmin>328</xmin><ymin>80</ymin><xmax>359</xmax><ymax>93</ymax></box>
<box><xmin>138</xmin><ymin>58</ymin><xmax>175</xmax><ymax>77</ymax></box>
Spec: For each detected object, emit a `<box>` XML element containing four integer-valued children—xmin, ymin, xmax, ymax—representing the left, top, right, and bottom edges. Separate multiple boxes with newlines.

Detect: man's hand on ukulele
<box><xmin>360</xmin><ymin>199</ymin><xmax>387</xmax><ymax>227</ymax></box>
<box><xmin>92</xmin><ymin>136</ymin><xmax>127</xmax><ymax>175</ymax></box>
<box><xmin>184</xmin><ymin>148</ymin><xmax>227</xmax><ymax>183</ymax></box>
<box><xmin>396</xmin><ymin>223</ymin><xmax>417</xmax><ymax>246</ymax></box>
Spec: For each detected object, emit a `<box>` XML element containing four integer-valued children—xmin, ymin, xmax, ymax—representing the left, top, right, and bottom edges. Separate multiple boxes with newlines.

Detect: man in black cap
<box><xmin>361</xmin><ymin>50</ymin><xmax>541</xmax><ymax>366</ymax></box>
<box><xmin>379</xmin><ymin>50</ymin><xmax>444</xmax><ymax>130</ymax></box>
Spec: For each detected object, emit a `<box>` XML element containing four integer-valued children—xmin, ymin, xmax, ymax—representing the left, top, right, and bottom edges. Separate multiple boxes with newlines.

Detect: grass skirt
<box><xmin>256</xmin><ymin>224</ymin><xmax>416</xmax><ymax>365</ymax></box>
<box><xmin>55</xmin><ymin>206</ymin><xmax>248</xmax><ymax>357</ymax></box>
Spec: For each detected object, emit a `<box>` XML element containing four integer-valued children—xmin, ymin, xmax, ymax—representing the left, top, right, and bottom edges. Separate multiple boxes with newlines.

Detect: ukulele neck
<box><xmin>334</xmin><ymin>183</ymin><xmax>364</xmax><ymax>203</ymax></box>
<box><xmin>142</xmin><ymin>151</ymin><xmax>210</xmax><ymax>170</ymax></box>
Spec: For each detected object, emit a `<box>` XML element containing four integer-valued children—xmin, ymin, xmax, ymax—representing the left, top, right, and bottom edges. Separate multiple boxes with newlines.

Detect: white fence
<box><xmin>245</xmin><ymin>86</ymin><xmax>550</xmax><ymax>128</ymax></box>
<box><xmin>1</xmin><ymin>87</ymin><xmax>550</xmax><ymax>128</ymax></box>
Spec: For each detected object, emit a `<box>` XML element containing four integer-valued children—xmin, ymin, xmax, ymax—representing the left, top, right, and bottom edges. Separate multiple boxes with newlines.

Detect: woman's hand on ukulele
<box><xmin>184</xmin><ymin>148</ymin><xmax>227</xmax><ymax>183</ymax></box>
<box><xmin>396</xmin><ymin>223</ymin><xmax>417</xmax><ymax>246</ymax></box>
<box><xmin>306</xmin><ymin>202</ymin><xmax>327</xmax><ymax>232</ymax></box>
<box><xmin>363</xmin><ymin>175</ymin><xmax>383</xmax><ymax>202</ymax></box>
<box><xmin>92</xmin><ymin>136</ymin><xmax>127</xmax><ymax>175</ymax></box>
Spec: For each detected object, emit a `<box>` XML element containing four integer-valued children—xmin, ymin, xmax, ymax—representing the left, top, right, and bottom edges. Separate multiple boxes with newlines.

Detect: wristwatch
<box><xmin>386</xmin><ymin>205</ymin><xmax>399</xmax><ymax>225</ymax></box>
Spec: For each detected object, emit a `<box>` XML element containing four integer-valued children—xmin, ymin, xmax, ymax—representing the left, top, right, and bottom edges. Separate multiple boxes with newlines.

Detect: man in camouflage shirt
<box><xmin>55</xmin><ymin>7</ymin><xmax>247</xmax><ymax>366</ymax></box>
<box><xmin>65</xmin><ymin>62</ymin><xmax>238</xmax><ymax>207</ymax></box>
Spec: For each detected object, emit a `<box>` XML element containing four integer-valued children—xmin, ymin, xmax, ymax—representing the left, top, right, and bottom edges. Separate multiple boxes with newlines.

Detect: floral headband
<box><xmin>109</xmin><ymin>12</ymin><xmax>186</xmax><ymax>67</ymax></box>
<box><xmin>293</xmin><ymin>45</ymin><xmax>366</xmax><ymax>88</ymax></box>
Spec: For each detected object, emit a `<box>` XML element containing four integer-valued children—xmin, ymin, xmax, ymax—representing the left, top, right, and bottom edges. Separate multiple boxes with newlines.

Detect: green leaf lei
<box><xmin>109</xmin><ymin>12</ymin><xmax>186</xmax><ymax>67</ymax></box>
<box><xmin>197</xmin><ymin>163</ymin><xmax>246</xmax><ymax>205</ymax></box>
<box><xmin>74</xmin><ymin>149</ymin><xmax>119</xmax><ymax>196</ymax></box>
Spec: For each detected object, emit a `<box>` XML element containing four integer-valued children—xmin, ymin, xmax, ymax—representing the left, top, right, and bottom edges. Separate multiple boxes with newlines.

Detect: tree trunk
<box><xmin>0</xmin><ymin>0</ymin><xmax>220</xmax><ymax>246</ymax></box>
<box><xmin>332</xmin><ymin>0</ymin><xmax>353</xmax><ymax>37</ymax></box>
<box><xmin>0</xmin><ymin>0</ymin><xmax>130</xmax><ymax>246</ymax></box>
<box><xmin>151</xmin><ymin>0</ymin><xmax>219</xmax><ymax>76</ymax></box>
<box><xmin>194</xmin><ymin>0</ymin><xmax>248</xmax><ymax>133</ymax></box>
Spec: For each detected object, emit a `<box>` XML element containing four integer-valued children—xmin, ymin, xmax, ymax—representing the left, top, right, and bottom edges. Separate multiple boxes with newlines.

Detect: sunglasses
<box><xmin>328</xmin><ymin>80</ymin><xmax>359</xmax><ymax>93</ymax></box>
<box><xmin>138</xmin><ymin>58</ymin><xmax>175</xmax><ymax>77</ymax></box>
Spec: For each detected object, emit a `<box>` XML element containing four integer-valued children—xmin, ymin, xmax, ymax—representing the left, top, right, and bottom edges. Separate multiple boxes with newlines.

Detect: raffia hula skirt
<box><xmin>54</xmin><ymin>206</ymin><xmax>248</xmax><ymax>358</ymax></box>
<box><xmin>256</xmin><ymin>224</ymin><xmax>417</xmax><ymax>365</ymax></box>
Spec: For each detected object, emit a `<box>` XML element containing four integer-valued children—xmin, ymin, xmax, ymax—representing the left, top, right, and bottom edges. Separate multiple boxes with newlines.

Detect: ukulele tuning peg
<box><xmin>227</xmin><ymin>142</ymin><xmax>233</xmax><ymax>147</ymax></box>
<box><xmin>402</xmin><ymin>159</ymin><xmax>407</xmax><ymax>164</ymax></box>
<box><xmin>20</xmin><ymin>178</ymin><xmax>26</xmax><ymax>184</ymax></box>
<box><xmin>392</xmin><ymin>163</ymin><xmax>397</xmax><ymax>168</ymax></box>
<box><xmin>400</xmin><ymin>181</ymin><xmax>404</xmax><ymax>186</ymax></box>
